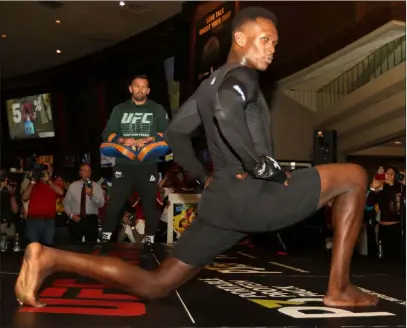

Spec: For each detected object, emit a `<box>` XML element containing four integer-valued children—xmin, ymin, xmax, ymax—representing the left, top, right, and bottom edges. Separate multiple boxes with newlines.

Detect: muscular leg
<box><xmin>15</xmin><ymin>217</ymin><xmax>243</xmax><ymax>308</ymax></box>
<box><xmin>316</xmin><ymin>163</ymin><xmax>378</xmax><ymax>306</ymax></box>
<box><xmin>15</xmin><ymin>243</ymin><xmax>200</xmax><ymax>307</ymax></box>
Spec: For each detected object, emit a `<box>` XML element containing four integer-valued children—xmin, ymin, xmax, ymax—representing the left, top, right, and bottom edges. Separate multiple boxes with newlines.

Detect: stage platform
<box><xmin>1</xmin><ymin>243</ymin><xmax>405</xmax><ymax>328</ymax></box>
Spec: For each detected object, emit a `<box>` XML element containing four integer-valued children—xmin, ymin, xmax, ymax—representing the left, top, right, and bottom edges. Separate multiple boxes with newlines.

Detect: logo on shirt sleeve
<box><xmin>233</xmin><ymin>85</ymin><xmax>246</xmax><ymax>101</ymax></box>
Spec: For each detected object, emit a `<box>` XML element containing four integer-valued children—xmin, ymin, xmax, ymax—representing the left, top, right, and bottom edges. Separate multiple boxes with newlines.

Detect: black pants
<box><xmin>379</xmin><ymin>223</ymin><xmax>402</xmax><ymax>260</ymax></box>
<box><xmin>103</xmin><ymin>163</ymin><xmax>160</xmax><ymax>236</ymax></box>
<box><xmin>69</xmin><ymin>214</ymin><xmax>99</xmax><ymax>243</ymax></box>
<box><xmin>172</xmin><ymin>167</ymin><xmax>321</xmax><ymax>267</ymax></box>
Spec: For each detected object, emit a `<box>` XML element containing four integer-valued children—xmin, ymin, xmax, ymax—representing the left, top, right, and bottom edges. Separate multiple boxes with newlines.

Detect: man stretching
<box><xmin>15</xmin><ymin>7</ymin><xmax>377</xmax><ymax>308</ymax></box>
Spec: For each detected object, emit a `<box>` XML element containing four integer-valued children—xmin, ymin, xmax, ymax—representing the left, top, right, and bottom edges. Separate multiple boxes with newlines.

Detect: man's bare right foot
<box><xmin>324</xmin><ymin>284</ymin><xmax>379</xmax><ymax>307</ymax></box>
<box><xmin>15</xmin><ymin>242</ymin><xmax>52</xmax><ymax>307</ymax></box>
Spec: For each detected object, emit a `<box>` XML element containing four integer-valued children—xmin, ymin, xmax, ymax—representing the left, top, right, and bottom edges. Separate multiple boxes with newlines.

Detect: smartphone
<box><xmin>374</xmin><ymin>173</ymin><xmax>387</xmax><ymax>181</ymax></box>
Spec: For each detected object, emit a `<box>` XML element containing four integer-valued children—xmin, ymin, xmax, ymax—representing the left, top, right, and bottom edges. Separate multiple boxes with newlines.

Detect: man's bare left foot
<box><xmin>15</xmin><ymin>242</ymin><xmax>51</xmax><ymax>307</ymax></box>
<box><xmin>324</xmin><ymin>284</ymin><xmax>379</xmax><ymax>307</ymax></box>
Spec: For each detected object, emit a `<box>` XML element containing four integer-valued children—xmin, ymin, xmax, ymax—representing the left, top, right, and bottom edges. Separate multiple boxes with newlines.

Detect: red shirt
<box><xmin>27</xmin><ymin>180</ymin><xmax>63</xmax><ymax>219</ymax></box>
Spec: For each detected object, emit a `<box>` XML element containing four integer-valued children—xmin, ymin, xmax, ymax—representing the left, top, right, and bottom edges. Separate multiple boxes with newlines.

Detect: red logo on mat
<box><xmin>19</xmin><ymin>248</ymin><xmax>146</xmax><ymax>316</ymax></box>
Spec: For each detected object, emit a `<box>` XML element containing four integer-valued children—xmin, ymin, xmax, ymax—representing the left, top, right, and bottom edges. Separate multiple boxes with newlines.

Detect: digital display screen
<box><xmin>6</xmin><ymin>93</ymin><xmax>55</xmax><ymax>140</ymax></box>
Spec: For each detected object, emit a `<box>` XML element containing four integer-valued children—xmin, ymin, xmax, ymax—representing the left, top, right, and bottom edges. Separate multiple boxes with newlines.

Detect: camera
<box><xmin>33</xmin><ymin>163</ymin><xmax>48</xmax><ymax>181</ymax></box>
<box><xmin>396</xmin><ymin>172</ymin><xmax>405</xmax><ymax>182</ymax></box>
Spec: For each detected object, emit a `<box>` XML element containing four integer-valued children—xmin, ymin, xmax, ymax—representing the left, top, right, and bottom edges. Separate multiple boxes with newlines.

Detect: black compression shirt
<box><xmin>164</xmin><ymin>64</ymin><xmax>272</xmax><ymax>180</ymax></box>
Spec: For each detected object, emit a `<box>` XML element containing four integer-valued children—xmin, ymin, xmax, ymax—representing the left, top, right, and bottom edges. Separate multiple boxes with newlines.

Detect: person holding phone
<box><xmin>366</xmin><ymin>167</ymin><xmax>403</xmax><ymax>260</ymax></box>
<box><xmin>63</xmin><ymin>164</ymin><xmax>105</xmax><ymax>243</ymax></box>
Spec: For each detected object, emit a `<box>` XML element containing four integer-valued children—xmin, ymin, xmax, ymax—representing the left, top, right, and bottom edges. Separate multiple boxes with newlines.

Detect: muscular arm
<box><xmin>164</xmin><ymin>94</ymin><xmax>208</xmax><ymax>181</ymax></box>
<box><xmin>214</xmin><ymin>67</ymin><xmax>260</xmax><ymax>171</ymax></box>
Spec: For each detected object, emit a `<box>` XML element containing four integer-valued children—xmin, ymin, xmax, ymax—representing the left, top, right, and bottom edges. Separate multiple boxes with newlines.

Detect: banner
<box><xmin>167</xmin><ymin>193</ymin><xmax>201</xmax><ymax>243</ymax></box>
<box><xmin>194</xmin><ymin>2</ymin><xmax>236</xmax><ymax>87</ymax></box>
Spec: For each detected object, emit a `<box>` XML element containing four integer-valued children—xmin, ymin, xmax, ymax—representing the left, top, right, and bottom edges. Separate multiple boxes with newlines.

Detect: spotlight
<box><xmin>55</xmin><ymin>19</ymin><xmax>62</xmax><ymax>24</ymax></box>
<box><xmin>56</xmin><ymin>49</ymin><xmax>62</xmax><ymax>54</ymax></box>
<box><xmin>119</xmin><ymin>1</ymin><xmax>125</xmax><ymax>6</ymax></box>
<box><xmin>1</xmin><ymin>34</ymin><xmax>7</xmax><ymax>39</ymax></box>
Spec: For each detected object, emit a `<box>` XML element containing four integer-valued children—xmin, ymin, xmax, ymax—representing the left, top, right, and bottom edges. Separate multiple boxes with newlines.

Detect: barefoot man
<box><xmin>16</xmin><ymin>7</ymin><xmax>378</xmax><ymax>308</ymax></box>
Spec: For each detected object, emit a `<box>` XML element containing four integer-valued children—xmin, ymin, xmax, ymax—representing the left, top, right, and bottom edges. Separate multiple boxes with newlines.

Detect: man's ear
<box><xmin>234</xmin><ymin>31</ymin><xmax>246</xmax><ymax>47</ymax></box>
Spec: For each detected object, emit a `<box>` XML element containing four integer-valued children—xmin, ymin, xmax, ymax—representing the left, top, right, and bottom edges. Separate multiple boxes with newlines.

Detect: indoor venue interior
<box><xmin>0</xmin><ymin>1</ymin><xmax>405</xmax><ymax>328</ymax></box>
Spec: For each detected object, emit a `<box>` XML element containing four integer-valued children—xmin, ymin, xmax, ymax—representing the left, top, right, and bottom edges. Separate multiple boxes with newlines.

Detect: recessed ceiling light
<box><xmin>55</xmin><ymin>19</ymin><xmax>62</xmax><ymax>24</ymax></box>
<box><xmin>56</xmin><ymin>49</ymin><xmax>62</xmax><ymax>54</ymax></box>
<box><xmin>1</xmin><ymin>34</ymin><xmax>7</xmax><ymax>39</ymax></box>
<box><xmin>119</xmin><ymin>1</ymin><xmax>125</xmax><ymax>6</ymax></box>
<box><xmin>394</xmin><ymin>141</ymin><xmax>402</xmax><ymax>145</ymax></box>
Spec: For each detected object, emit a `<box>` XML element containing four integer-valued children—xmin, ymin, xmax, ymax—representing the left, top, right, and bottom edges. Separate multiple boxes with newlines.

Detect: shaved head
<box><xmin>230</xmin><ymin>8</ymin><xmax>279</xmax><ymax>71</ymax></box>
<box><xmin>232</xmin><ymin>7</ymin><xmax>278</xmax><ymax>34</ymax></box>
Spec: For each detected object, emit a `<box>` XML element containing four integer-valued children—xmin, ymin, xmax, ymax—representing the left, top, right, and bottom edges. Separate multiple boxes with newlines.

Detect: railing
<box><xmin>317</xmin><ymin>35</ymin><xmax>406</xmax><ymax>111</ymax></box>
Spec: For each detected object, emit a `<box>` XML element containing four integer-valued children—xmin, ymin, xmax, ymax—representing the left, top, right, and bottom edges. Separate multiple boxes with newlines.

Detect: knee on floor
<box><xmin>142</xmin><ymin>275</ymin><xmax>173</xmax><ymax>300</ymax></box>
<box><xmin>145</xmin><ymin>284</ymin><xmax>172</xmax><ymax>300</ymax></box>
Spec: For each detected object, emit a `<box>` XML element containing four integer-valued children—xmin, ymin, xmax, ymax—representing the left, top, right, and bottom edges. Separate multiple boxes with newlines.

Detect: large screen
<box><xmin>6</xmin><ymin>93</ymin><xmax>55</xmax><ymax>140</ymax></box>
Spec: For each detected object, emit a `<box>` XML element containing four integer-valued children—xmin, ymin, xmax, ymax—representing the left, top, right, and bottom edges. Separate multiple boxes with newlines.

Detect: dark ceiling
<box><xmin>0</xmin><ymin>1</ymin><xmax>183</xmax><ymax>79</ymax></box>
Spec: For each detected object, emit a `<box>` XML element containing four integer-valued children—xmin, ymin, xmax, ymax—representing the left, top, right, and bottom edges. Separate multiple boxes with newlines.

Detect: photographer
<box><xmin>21</xmin><ymin>162</ymin><xmax>64</xmax><ymax>245</ymax></box>
<box><xmin>0</xmin><ymin>170</ymin><xmax>19</xmax><ymax>240</ymax></box>
<box><xmin>366</xmin><ymin>167</ymin><xmax>405</xmax><ymax>260</ymax></box>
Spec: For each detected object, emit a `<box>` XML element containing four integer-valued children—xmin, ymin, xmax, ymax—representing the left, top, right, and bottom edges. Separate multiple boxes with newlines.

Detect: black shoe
<box><xmin>101</xmin><ymin>232</ymin><xmax>111</xmax><ymax>243</ymax></box>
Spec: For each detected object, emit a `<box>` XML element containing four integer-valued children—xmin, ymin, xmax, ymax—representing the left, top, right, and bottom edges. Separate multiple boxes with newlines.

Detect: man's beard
<box><xmin>133</xmin><ymin>93</ymin><xmax>147</xmax><ymax>102</ymax></box>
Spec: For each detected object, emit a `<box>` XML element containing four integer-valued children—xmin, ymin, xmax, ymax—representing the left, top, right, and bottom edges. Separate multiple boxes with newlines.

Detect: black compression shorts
<box><xmin>171</xmin><ymin>167</ymin><xmax>321</xmax><ymax>267</ymax></box>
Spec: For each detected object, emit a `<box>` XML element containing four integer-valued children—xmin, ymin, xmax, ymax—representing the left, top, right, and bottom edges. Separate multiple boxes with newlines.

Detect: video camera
<box><xmin>33</xmin><ymin>163</ymin><xmax>49</xmax><ymax>181</ymax></box>
<box><xmin>396</xmin><ymin>171</ymin><xmax>405</xmax><ymax>183</ymax></box>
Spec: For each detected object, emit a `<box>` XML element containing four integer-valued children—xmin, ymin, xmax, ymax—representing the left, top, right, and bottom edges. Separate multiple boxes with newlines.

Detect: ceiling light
<box><xmin>394</xmin><ymin>141</ymin><xmax>402</xmax><ymax>145</ymax></box>
<box><xmin>1</xmin><ymin>34</ymin><xmax>7</xmax><ymax>39</ymax></box>
<box><xmin>119</xmin><ymin>1</ymin><xmax>125</xmax><ymax>6</ymax></box>
<box><xmin>55</xmin><ymin>19</ymin><xmax>62</xmax><ymax>24</ymax></box>
<box><xmin>56</xmin><ymin>49</ymin><xmax>62</xmax><ymax>54</ymax></box>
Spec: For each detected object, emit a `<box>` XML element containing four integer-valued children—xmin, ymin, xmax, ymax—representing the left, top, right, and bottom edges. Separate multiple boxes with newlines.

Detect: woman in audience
<box><xmin>366</xmin><ymin>167</ymin><xmax>404</xmax><ymax>260</ymax></box>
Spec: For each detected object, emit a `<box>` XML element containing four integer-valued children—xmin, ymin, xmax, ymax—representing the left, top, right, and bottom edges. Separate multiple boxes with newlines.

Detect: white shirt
<box><xmin>63</xmin><ymin>180</ymin><xmax>105</xmax><ymax>216</ymax></box>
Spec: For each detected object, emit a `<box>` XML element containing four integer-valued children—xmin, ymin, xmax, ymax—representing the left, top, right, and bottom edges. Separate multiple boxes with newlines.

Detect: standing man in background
<box><xmin>63</xmin><ymin>164</ymin><xmax>105</xmax><ymax>243</ymax></box>
<box><xmin>101</xmin><ymin>74</ymin><xmax>169</xmax><ymax>251</ymax></box>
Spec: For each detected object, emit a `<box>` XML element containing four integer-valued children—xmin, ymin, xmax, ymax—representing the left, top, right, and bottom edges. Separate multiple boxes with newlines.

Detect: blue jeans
<box><xmin>26</xmin><ymin>219</ymin><xmax>55</xmax><ymax>245</ymax></box>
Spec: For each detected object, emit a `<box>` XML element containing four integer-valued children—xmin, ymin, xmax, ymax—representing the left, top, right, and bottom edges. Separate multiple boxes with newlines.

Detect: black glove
<box><xmin>251</xmin><ymin>155</ymin><xmax>286</xmax><ymax>183</ymax></box>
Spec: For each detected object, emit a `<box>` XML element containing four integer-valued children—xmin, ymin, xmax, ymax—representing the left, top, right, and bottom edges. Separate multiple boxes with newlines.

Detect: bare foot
<box><xmin>15</xmin><ymin>242</ymin><xmax>52</xmax><ymax>307</ymax></box>
<box><xmin>324</xmin><ymin>284</ymin><xmax>379</xmax><ymax>307</ymax></box>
